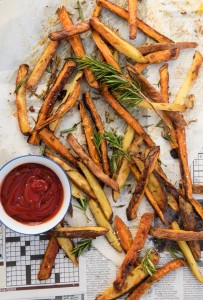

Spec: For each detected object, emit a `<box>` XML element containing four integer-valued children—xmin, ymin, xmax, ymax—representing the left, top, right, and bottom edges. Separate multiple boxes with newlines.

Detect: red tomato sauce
<box><xmin>0</xmin><ymin>163</ymin><xmax>64</xmax><ymax>224</ymax></box>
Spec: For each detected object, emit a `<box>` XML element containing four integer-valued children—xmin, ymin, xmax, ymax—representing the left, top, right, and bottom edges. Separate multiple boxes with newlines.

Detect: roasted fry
<box><xmin>128</xmin><ymin>0</ymin><xmax>138</xmax><ymax>39</ymax></box>
<box><xmin>92</xmin><ymin>3</ymin><xmax>102</xmax><ymax>18</ymax></box>
<box><xmin>49</xmin><ymin>226</ymin><xmax>109</xmax><ymax>238</ymax></box>
<box><xmin>88</xmin><ymin>199</ymin><xmax>122</xmax><ymax>252</ymax></box>
<box><xmin>84</xmin><ymin>92</ymin><xmax>110</xmax><ymax>175</ymax></box>
<box><xmin>78</xmin><ymin>162</ymin><xmax>112</xmax><ymax>220</ymax></box>
<box><xmin>127</xmin><ymin>146</ymin><xmax>160</xmax><ymax>220</ymax></box>
<box><xmin>114</xmin><ymin>213</ymin><xmax>154</xmax><ymax>290</ymax></box>
<box><xmin>15</xmin><ymin>64</ymin><xmax>31</xmax><ymax>135</ymax></box>
<box><xmin>150</xmin><ymin>226</ymin><xmax>203</xmax><ymax>241</ymax></box>
<box><xmin>96</xmin><ymin>251</ymin><xmax>159</xmax><ymax>300</ymax></box>
<box><xmin>26</xmin><ymin>41</ymin><xmax>59</xmax><ymax>91</ymax></box>
<box><xmin>174</xmin><ymin>50</ymin><xmax>203</xmax><ymax>104</ymax></box>
<box><xmin>45</xmin><ymin>152</ymin><xmax>96</xmax><ymax>199</ymax></box>
<box><xmin>114</xmin><ymin>215</ymin><xmax>133</xmax><ymax>253</ymax></box>
<box><xmin>97</xmin><ymin>0</ymin><xmax>173</xmax><ymax>42</ymax></box>
<box><xmin>80</xmin><ymin>100</ymin><xmax>102</xmax><ymax>168</ymax></box>
<box><xmin>90</xmin><ymin>17</ymin><xmax>147</xmax><ymax>63</ymax></box>
<box><xmin>192</xmin><ymin>184</ymin><xmax>203</xmax><ymax>194</ymax></box>
<box><xmin>67</xmin><ymin>133</ymin><xmax>119</xmax><ymax>191</ymax></box>
<box><xmin>138</xmin><ymin>42</ymin><xmax>198</xmax><ymax>55</ymax></box>
<box><xmin>71</xmin><ymin>182</ymin><xmax>86</xmax><ymax>200</ymax></box>
<box><xmin>49</xmin><ymin>20</ymin><xmax>91</xmax><ymax>41</ymax></box>
<box><xmin>138</xmin><ymin>102</ymin><xmax>186</xmax><ymax>112</ymax></box>
<box><xmin>28</xmin><ymin>60</ymin><xmax>76</xmax><ymax>145</ymax></box>
<box><xmin>38</xmin><ymin>237</ymin><xmax>59</xmax><ymax>280</ymax></box>
<box><xmin>39</xmin><ymin>128</ymin><xmax>78</xmax><ymax>167</ymax></box>
<box><xmin>126</xmin><ymin>259</ymin><xmax>186</xmax><ymax>300</ymax></box>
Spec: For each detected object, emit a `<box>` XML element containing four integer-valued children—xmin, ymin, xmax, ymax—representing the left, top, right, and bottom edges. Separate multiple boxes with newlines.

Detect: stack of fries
<box><xmin>14</xmin><ymin>0</ymin><xmax>203</xmax><ymax>298</ymax></box>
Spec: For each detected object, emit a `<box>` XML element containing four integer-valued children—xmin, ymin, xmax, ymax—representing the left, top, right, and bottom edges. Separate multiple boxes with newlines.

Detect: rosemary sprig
<box><xmin>77</xmin><ymin>1</ymin><xmax>84</xmax><ymax>21</ymax></box>
<box><xmin>60</xmin><ymin>122</ymin><xmax>80</xmax><ymax>136</ymax></box>
<box><xmin>93</xmin><ymin>131</ymin><xmax>102</xmax><ymax>155</ymax></box>
<box><xmin>73</xmin><ymin>198</ymin><xmax>91</xmax><ymax>222</ymax></box>
<box><xmin>141</xmin><ymin>248</ymin><xmax>157</xmax><ymax>276</ymax></box>
<box><xmin>167</xmin><ymin>244</ymin><xmax>183</xmax><ymax>259</ymax></box>
<box><xmin>14</xmin><ymin>74</ymin><xmax>29</xmax><ymax>93</ymax></box>
<box><xmin>71</xmin><ymin>238</ymin><xmax>93</xmax><ymax>256</ymax></box>
<box><xmin>161</xmin><ymin>129</ymin><xmax>174</xmax><ymax>143</ymax></box>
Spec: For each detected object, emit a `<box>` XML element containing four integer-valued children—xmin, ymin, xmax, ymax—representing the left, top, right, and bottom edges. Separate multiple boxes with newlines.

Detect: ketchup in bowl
<box><xmin>0</xmin><ymin>163</ymin><xmax>64</xmax><ymax>224</ymax></box>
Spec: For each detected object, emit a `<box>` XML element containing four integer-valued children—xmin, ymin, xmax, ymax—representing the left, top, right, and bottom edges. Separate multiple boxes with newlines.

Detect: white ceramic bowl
<box><xmin>0</xmin><ymin>155</ymin><xmax>71</xmax><ymax>235</ymax></box>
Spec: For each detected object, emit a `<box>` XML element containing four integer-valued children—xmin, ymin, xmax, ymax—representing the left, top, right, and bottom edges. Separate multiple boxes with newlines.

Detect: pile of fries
<box><xmin>14</xmin><ymin>0</ymin><xmax>203</xmax><ymax>298</ymax></box>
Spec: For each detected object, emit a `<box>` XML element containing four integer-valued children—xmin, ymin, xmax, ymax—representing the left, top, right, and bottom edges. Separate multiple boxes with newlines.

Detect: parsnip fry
<box><xmin>97</xmin><ymin>0</ymin><xmax>173</xmax><ymax>42</ymax></box>
<box><xmin>114</xmin><ymin>213</ymin><xmax>153</xmax><ymax>290</ymax></box>
<box><xmin>50</xmin><ymin>226</ymin><xmax>109</xmax><ymax>238</ymax></box>
<box><xmin>27</xmin><ymin>41</ymin><xmax>59</xmax><ymax>91</ymax></box>
<box><xmin>28</xmin><ymin>61</ymin><xmax>76</xmax><ymax>145</ymax></box>
<box><xmin>127</xmin><ymin>146</ymin><xmax>160</xmax><ymax>220</ymax></box>
<box><xmin>39</xmin><ymin>128</ymin><xmax>78</xmax><ymax>167</ymax></box>
<box><xmin>192</xmin><ymin>184</ymin><xmax>203</xmax><ymax>194</ymax></box>
<box><xmin>96</xmin><ymin>251</ymin><xmax>159</xmax><ymax>300</ymax></box>
<box><xmin>138</xmin><ymin>102</ymin><xmax>186</xmax><ymax>112</ymax></box>
<box><xmin>138</xmin><ymin>42</ymin><xmax>198</xmax><ymax>55</ymax></box>
<box><xmin>80</xmin><ymin>100</ymin><xmax>102</xmax><ymax>168</ymax></box>
<box><xmin>49</xmin><ymin>20</ymin><xmax>91</xmax><ymax>41</ymax></box>
<box><xmin>38</xmin><ymin>237</ymin><xmax>59</xmax><ymax>280</ymax></box>
<box><xmin>84</xmin><ymin>92</ymin><xmax>110</xmax><ymax>175</ymax></box>
<box><xmin>88</xmin><ymin>199</ymin><xmax>122</xmax><ymax>252</ymax></box>
<box><xmin>45</xmin><ymin>152</ymin><xmax>96</xmax><ymax>199</ymax></box>
<box><xmin>67</xmin><ymin>133</ymin><xmax>119</xmax><ymax>191</ymax></box>
<box><xmin>114</xmin><ymin>215</ymin><xmax>133</xmax><ymax>253</ymax></box>
<box><xmin>174</xmin><ymin>50</ymin><xmax>203</xmax><ymax>104</ymax></box>
<box><xmin>126</xmin><ymin>259</ymin><xmax>186</xmax><ymax>300</ymax></box>
<box><xmin>78</xmin><ymin>162</ymin><xmax>112</xmax><ymax>220</ymax></box>
<box><xmin>150</xmin><ymin>226</ymin><xmax>203</xmax><ymax>241</ymax></box>
<box><xmin>90</xmin><ymin>17</ymin><xmax>147</xmax><ymax>63</ymax></box>
<box><xmin>171</xmin><ymin>221</ymin><xmax>203</xmax><ymax>283</ymax></box>
<box><xmin>128</xmin><ymin>0</ymin><xmax>138</xmax><ymax>39</ymax></box>
<box><xmin>15</xmin><ymin>64</ymin><xmax>31</xmax><ymax>135</ymax></box>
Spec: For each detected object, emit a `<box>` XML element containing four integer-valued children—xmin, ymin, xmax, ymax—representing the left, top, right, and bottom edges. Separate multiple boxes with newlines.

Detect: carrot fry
<box><xmin>114</xmin><ymin>215</ymin><xmax>133</xmax><ymax>253</ymax></box>
<box><xmin>128</xmin><ymin>0</ymin><xmax>138</xmax><ymax>39</ymax></box>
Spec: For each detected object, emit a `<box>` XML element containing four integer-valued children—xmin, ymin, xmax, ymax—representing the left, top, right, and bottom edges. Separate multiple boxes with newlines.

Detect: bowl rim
<box><xmin>0</xmin><ymin>154</ymin><xmax>71</xmax><ymax>235</ymax></box>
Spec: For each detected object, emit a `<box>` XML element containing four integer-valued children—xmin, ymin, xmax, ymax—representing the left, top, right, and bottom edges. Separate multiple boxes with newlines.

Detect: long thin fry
<box><xmin>150</xmin><ymin>226</ymin><xmax>203</xmax><ymax>241</ymax></box>
<box><xmin>138</xmin><ymin>42</ymin><xmax>198</xmax><ymax>55</ymax></box>
<box><xmin>27</xmin><ymin>41</ymin><xmax>59</xmax><ymax>91</ymax></box>
<box><xmin>49</xmin><ymin>226</ymin><xmax>109</xmax><ymax>238</ymax></box>
<box><xmin>128</xmin><ymin>0</ymin><xmax>138</xmax><ymax>39</ymax></box>
<box><xmin>138</xmin><ymin>101</ymin><xmax>186</xmax><ymax>112</ymax></box>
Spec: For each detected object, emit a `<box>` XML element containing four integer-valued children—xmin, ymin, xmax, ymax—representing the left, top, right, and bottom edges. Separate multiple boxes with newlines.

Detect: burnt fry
<box><xmin>39</xmin><ymin>128</ymin><xmax>78</xmax><ymax>167</ymax></box>
<box><xmin>80</xmin><ymin>100</ymin><xmax>102</xmax><ymax>168</ymax></box>
<box><xmin>27</xmin><ymin>41</ymin><xmax>59</xmax><ymax>91</ymax></box>
<box><xmin>49</xmin><ymin>20</ymin><xmax>91</xmax><ymax>40</ymax></box>
<box><xmin>128</xmin><ymin>0</ymin><xmax>138</xmax><ymax>39</ymax></box>
<box><xmin>126</xmin><ymin>259</ymin><xmax>186</xmax><ymax>300</ymax></box>
<box><xmin>84</xmin><ymin>92</ymin><xmax>110</xmax><ymax>175</ymax></box>
<box><xmin>150</xmin><ymin>226</ymin><xmax>203</xmax><ymax>241</ymax></box>
<box><xmin>38</xmin><ymin>237</ymin><xmax>59</xmax><ymax>280</ymax></box>
<box><xmin>49</xmin><ymin>226</ymin><xmax>109</xmax><ymax>238</ymax></box>
<box><xmin>90</xmin><ymin>17</ymin><xmax>147</xmax><ymax>63</ymax></box>
<box><xmin>15</xmin><ymin>64</ymin><xmax>31</xmax><ymax>135</ymax></box>
<box><xmin>114</xmin><ymin>215</ymin><xmax>133</xmax><ymax>253</ymax></box>
<box><xmin>114</xmin><ymin>213</ymin><xmax>154</xmax><ymax>290</ymax></box>
<box><xmin>28</xmin><ymin>61</ymin><xmax>76</xmax><ymax>145</ymax></box>
<box><xmin>67</xmin><ymin>133</ymin><xmax>119</xmax><ymax>191</ymax></box>
<box><xmin>138</xmin><ymin>42</ymin><xmax>198</xmax><ymax>55</ymax></box>
<box><xmin>58</xmin><ymin>6</ymin><xmax>98</xmax><ymax>89</ymax></box>
<box><xmin>127</xmin><ymin>146</ymin><xmax>160</xmax><ymax>220</ymax></box>
<box><xmin>192</xmin><ymin>184</ymin><xmax>203</xmax><ymax>194</ymax></box>
<box><xmin>97</xmin><ymin>0</ymin><xmax>173</xmax><ymax>42</ymax></box>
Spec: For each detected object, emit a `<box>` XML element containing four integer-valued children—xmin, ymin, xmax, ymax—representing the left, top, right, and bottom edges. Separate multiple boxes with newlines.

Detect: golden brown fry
<box><xmin>91</xmin><ymin>31</ymin><xmax>121</xmax><ymax>71</ymax></box>
<box><xmin>114</xmin><ymin>213</ymin><xmax>154</xmax><ymax>290</ymax></box>
<box><xmin>78</xmin><ymin>162</ymin><xmax>113</xmax><ymax>221</ymax></box>
<box><xmin>92</xmin><ymin>4</ymin><xmax>102</xmax><ymax>18</ymax></box>
<box><xmin>101</xmin><ymin>86</ymin><xmax>155</xmax><ymax>147</ymax></box>
<box><xmin>128</xmin><ymin>0</ymin><xmax>138</xmax><ymax>39</ymax></box>
<box><xmin>49</xmin><ymin>20</ymin><xmax>91</xmax><ymax>41</ymax></box>
<box><xmin>130</xmin><ymin>165</ymin><xmax>166</xmax><ymax>224</ymax></box>
<box><xmin>192</xmin><ymin>184</ymin><xmax>203</xmax><ymax>194</ymax></box>
<box><xmin>96</xmin><ymin>251</ymin><xmax>159</xmax><ymax>300</ymax></box>
<box><xmin>150</xmin><ymin>226</ymin><xmax>203</xmax><ymax>241</ymax></box>
<box><xmin>88</xmin><ymin>199</ymin><xmax>122</xmax><ymax>252</ymax></box>
<box><xmin>67</xmin><ymin>133</ymin><xmax>119</xmax><ymax>191</ymax></box>
<box><xmin>58</xmin><ymin>6</ymin><xmax>99</xmax><ymax>89</ymax></box>
<box><xmin>126</xmin><ymin>259</ymin><xmax>186</xmax><ymax>300</ymax></box>
<box><xmin>26</xmin><ymin>41</ymin><xmax>59</xmax><ymax>91</ymax></box>
<box><xmin>28</xmin><ymin>61</ymin><xmax>76</xmax><ymax>145</ymax></box>
<box><xmin>49</xmin><ymin>226</ymin><xmax>109</xmax><ymax>238</ymax></box>
<box><xmin>80</xmin><ymin>100</ymin><xmax>102</xmax><ymax>168</ymax></box>
<box><xmin>71</xmin><ymin>182</ymin><xmax>86</xmax><ymax>200</ymax></box>
<box><xmin>114</xmin><ymin>215</ymin><xmax>133</xmax><ymax>253</ymax></box>
<box><xmin>167</xmin><ymin>193</ymin><xmax>179</xmax><ymax>212</ymax></box>
<box><xmin>138</xmin><ymin>42</ymin><xmax>198</xmax><ymax>55</ymax></box>
<box><xmin>90</xmin><ymin>17</ymin><xmax>147</xmax><ymax>63</ymax></box>
<box><xmin>97</xmin><ymin>0</ymin><xmax>173</xmax><ymax>42</ymax></box>
<box><xmin>45</xmin><ymin>152</ymin><xmax>96</xmax><ymax>199</ymax></box>
<box><xmin>15</xmin><ymin>64</ymin><xmax>31</xmax><ymax>135</ymax></box>
<box><xmin>39</xmin><ymin>128</ymin><xmax>78</xmax><ymax>167</ymax></box>
<box><xmin>84</xmin><ymin>92</ymin><xmax>110</xmax><ymax>175</ymax></box>
<box><xmin>38</xmin><ymin>237</ymin><xmax>59</xmax><ymax>280</ymax></box>
<box><xmin>174</xmin><ymin>50</ymin><xmax>203</xmax><ymax>104</ymax></box>
<box><xmin>179</xmin><ymin>196</ymin><xmax>201</xmax><ymax>260</ymax></box>
<box><xmin>127</xmin><ymin>146</ymin><xmax>160</xmax><ymax>220</ymax></box>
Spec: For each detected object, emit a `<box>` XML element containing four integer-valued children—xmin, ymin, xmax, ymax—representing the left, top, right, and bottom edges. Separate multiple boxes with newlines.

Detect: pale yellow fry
<box><xmin>138</xmin><ymin>101</ymin><xmax>186</xmax><ymax>111</ymax></box>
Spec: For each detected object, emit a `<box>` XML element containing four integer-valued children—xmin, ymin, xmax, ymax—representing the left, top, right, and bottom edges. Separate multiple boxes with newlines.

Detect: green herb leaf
<box><xmin>71</xmin><ymin>238</ymin><xmax>93</xmax><ymax>256</ymax></box>
<box><xmin>161</xmin><ymin>129</ymin><xmax>174</xmax><ymax>143</ymax></box>
<box><xmin>14</xmin><ymin>74</ymin><xmax>29</xmax><ymax>93</ymax></box>
<box><xmin>155</xmin><ymin>120</ymin><xmax>164</xmax><ymax>128</ymax></box>
<box><xmin>73</xmin><ymin>198</ymin><xmax>91</xmax><ymax>222</ymax></box>
<box><xmin>141</xmin><ymin>249</ymin><xmax>157</xmax><ymax>276</ymax></box>
<box><xmin>167</xmin><ymin>244</ymin><xmax>183</xmax><ymax>259</ymax></box>
<box><xmin>77</xmin><ymin>1</ymin><xmax>84</xmax><ymax>21</ymax></box>
<box><xmin>60</xmin><ymin>122</ymin><xmax>80</xmax><ymax>135</ymax></box>
<box><xmin>93</xmin><ymin>131</ymin><xmax>103</xmax><ymax>155</ymax></box>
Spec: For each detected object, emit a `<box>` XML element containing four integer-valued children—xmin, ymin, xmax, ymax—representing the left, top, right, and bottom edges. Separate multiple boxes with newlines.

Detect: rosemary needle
<box><xmin>71</xmin><ymin>238</ymin><xmax>93</xmax><ymax>256</ymax></box>
<box><xmin>141</xmin><ymin>248</ymin><xmax>157</xmax><ymax>276</ymax></box>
